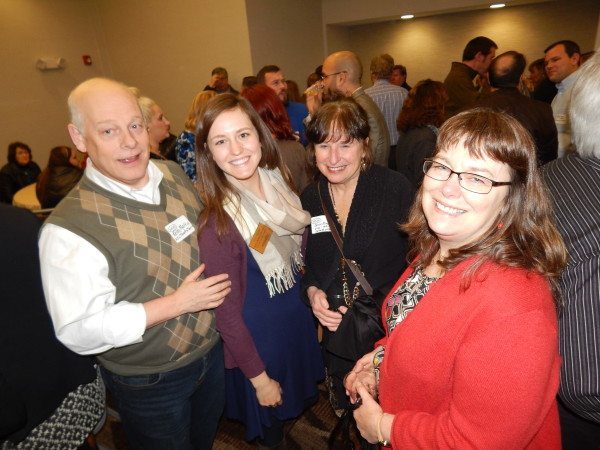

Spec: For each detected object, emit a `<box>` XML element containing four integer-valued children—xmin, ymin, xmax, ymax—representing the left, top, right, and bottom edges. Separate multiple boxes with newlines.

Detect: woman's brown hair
<box><xmin>403</xmin><ymin>108</ymin><xmax>567</xmax><ymax>300</ymax></box>
<box><xmin>397</xmin><ymin>79</ymin><xmax>448</xmax><ymax>133</ymax></box>
<box><xmin>305</xmin><ymin>98</ymin><xmax>373</xmax><ymax>178</ymax></box>
<box><xmin>36</xmin><ymin>146</ymin><xmax>77</xmax><ymax>208</ymax></box>
<box><xmin>195</xmin><ymin>94</ymin><xmax>295</xmax><ymax>236</ymax></box>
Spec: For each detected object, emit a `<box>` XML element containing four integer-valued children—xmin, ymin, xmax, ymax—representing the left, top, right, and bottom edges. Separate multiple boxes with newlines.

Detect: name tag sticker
<box><xmin>311</xmin><ymin>215</ymin><xmax>331</xmax><ymax>234</ymax></box>
<box><xmin>249</xmin><ymin>223</ymin><xmax>273</xmax><ymax>254</ymax></box>
<box><xmin>555</xmin><ymin>114</ymin><xmax>567</xmax><ymax>124</ymax></box>
<box><xmin>165</xmin><ymin>215</ymin><xmax>195</xmax><ymax>243</ymax></box>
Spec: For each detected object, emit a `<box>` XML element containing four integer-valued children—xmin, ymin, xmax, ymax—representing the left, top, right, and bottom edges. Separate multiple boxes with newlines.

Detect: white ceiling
<box><xmin>322</xmin><ymin>0</ymin><xmax>555</xmax><ymax>25</ymax></box>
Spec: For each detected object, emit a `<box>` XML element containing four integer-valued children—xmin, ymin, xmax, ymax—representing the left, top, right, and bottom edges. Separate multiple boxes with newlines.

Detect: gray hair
<box><xmin>571</xmin><ymin>51</ymin><xmax>600</xmax><ymax>158</ymax></box>
<box><xmin>137</xmin><ymin>96</ymin><xmax>156</xmax><ymax>126</ymax></box>
<box><xmin>128</xmin><ymin>86</ymin><xmax>155</xmax><ymax>126</ymax></box>
<box><xmin>68</xmin><ymin>96</ymin><xmax>85</xmax><ymax>132</ymax></box>
<box><xmin>370</xmin><ymin>54</ymin><xmax>394</xmax><ymax>80</ymax></box>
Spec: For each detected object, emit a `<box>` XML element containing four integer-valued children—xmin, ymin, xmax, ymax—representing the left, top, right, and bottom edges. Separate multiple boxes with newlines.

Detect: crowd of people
<box><xmin>1</xmin><ymin>34</ymin><xmax>599</xmax><ymax>450</ymax></box>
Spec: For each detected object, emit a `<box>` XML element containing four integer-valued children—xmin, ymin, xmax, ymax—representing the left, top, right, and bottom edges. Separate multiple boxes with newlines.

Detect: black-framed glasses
<box><xmin>320</xmin><ymin>71</ymin><xmax>346</xmax><ymax>80</ymax></box>
<box><xmin>423</xmin><ymin>159</ymin><xmax>512</xmax><ymax>194</ymax></box>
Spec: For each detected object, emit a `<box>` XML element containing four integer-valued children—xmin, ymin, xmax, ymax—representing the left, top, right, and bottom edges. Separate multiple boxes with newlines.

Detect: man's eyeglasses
<box><xmin>321</xmin><ymin>71</ymin><xmax>346</xmax><ymax>81</ymax></box>
<box><xmin>423</xmin><ymin>159</ymin><xmax>512</xmax><ymax>194</ymax></box>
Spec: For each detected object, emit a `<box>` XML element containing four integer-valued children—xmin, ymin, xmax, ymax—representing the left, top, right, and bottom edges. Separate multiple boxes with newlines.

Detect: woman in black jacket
<box><xmin>0</xmin><ymin>142</ymin><xmax>41</xmax><ymax>204</ymax></box>
<box><xmin>301</xmin><ymin>98</ymin><xmax>414</xmax><ymax>414</ymax></box>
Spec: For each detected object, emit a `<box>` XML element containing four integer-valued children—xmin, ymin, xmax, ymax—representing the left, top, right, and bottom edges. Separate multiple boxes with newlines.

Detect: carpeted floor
<box><xmin>96</xmin><ymin>384</ymin><xmax>347</xmax><ymax>449</ymax></box>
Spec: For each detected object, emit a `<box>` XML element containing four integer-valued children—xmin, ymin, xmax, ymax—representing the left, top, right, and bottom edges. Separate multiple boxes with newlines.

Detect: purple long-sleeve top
<box><xmin>198</xmin><ymin>214</ymin><xmax>266</xmax><ymax>379</ymax></box>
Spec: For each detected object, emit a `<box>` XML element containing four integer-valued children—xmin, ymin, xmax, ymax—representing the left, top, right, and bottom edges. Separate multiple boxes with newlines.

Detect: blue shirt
<box><xmin>552</xmin><ymin>69</ymin><xmax>582</xmax><ymax>157</ymax></box>
<box><xmin>285</xmin><ymin>101</ymin><xmax>309</xmax><ymax>146</ymax></box>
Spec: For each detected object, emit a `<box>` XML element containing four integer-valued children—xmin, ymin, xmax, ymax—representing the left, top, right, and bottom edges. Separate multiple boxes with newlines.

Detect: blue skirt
<box><xmin>224</xmin><ymin>253</ymin><xmax>324</xmax><ymax>441</ymax></box>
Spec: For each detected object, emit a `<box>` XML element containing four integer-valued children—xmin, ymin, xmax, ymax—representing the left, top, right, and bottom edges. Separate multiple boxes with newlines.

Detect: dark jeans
<box><xmin>100</xmin><ymin>341</ymin><xmax>225</xmax><ymax>450</ymax></box>
<box><xmin>559</xmin><ymin>400</ymin><xmax>600</xmax><ymax>450</ymax></box>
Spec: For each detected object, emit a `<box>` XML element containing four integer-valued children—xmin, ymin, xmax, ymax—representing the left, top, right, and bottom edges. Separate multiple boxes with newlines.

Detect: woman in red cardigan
<box><xmin>345</xmin><ymin>108</ymin><xmax>567</xmax><ymax>449</ymax></box>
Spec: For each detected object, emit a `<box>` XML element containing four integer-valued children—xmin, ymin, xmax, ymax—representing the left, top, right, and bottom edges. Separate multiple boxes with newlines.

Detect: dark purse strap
<box><xmin>318</xmin><ymin>182</ymin><xmax>373</xmax><ymax>296</ymax></box>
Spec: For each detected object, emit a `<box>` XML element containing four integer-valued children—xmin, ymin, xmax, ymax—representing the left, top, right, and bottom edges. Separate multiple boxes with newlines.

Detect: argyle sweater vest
<box><xmin>45</xmin><ymin>161</ymin><xmax>218</xmax><ymax>376</ymax></box>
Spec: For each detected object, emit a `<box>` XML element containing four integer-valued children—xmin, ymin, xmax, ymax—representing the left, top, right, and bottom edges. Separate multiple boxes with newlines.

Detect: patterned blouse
<box><xmin>175</xmin><ymin>130</ymin><xmax>197</xmax><ymax>182</ymax></box>
<box><xmin>385</xmin><ymin>266</ymin><xmax>438</xmax><ymax>334</ymax></box>
<box><xmin>373</xmin><ymin>267</ymin><xmax>438</xmax><ymax>379</ymax></box>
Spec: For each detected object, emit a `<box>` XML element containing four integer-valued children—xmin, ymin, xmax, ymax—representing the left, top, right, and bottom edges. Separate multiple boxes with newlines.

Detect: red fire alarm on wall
<box><xmin>82</xmin><ymin>55</ymin><xmax>92</xmax><ymax>66</ymax></box>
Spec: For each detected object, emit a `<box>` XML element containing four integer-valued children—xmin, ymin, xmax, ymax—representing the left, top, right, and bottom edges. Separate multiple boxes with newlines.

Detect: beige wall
<box><xmin>325</xmin><ymin>24</ymin><xmax>353</xmax><ymax>54</ymax></box>
<box><xmin>245</xmin><ymin>0</ymin><xmax>324</xmax><ymax>88</ymax></box>
<box><xmin>0</xmin><ymin>0</ymin><xmax>254</xmax><ymax>165</ymax></box>
<box><xmin>596</xmin><ymin>9</ymin><xmax>600</xmax><ymax>48</ymax></box>
<box><xmin>0</xmin><ymin>0</ymin><xmax>104</xmax><ymax>164</ymax></box>
<box><xmin>94</xmin><ymin>0</ymin><xmax>253</xmax><ymax>134</ymax></box>
<box><xmin>338</xmin><ymin>0</ymin><xmax>599</xmax><ymax>87</ymax></box>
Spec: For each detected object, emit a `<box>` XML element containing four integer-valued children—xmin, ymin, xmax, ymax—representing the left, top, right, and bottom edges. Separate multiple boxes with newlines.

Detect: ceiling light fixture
<box><xmin>490</xmin><ymin>3</ymin><xmax>506</xmax><ymax>8</ymax></box>
<box><xmin>401</xmin><ymin>14</ymin><xmax>414</xmax><ymax>19</ymax></box>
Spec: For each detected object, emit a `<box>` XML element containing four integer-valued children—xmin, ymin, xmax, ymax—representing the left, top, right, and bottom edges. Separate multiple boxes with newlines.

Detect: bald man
<box><xmin>308</xmin><ymin>51</ymin><xmax>390</xmax><ymax>166</ymax></box>
<box><xmin>39</xmin><ymin>77</ymin><xmax>231</xmax><ymax>449</ymax></box>
<box><xmin>477</xmin><ymin>51</ymin><xmax>558</xmax><ymax>165</ymax></box>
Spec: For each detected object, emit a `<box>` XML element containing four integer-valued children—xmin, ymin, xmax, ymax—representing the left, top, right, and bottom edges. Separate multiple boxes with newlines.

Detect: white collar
<box><xmin>556</xmin><ymin>69</ymin><xmax>581</xmax><ymax>93</ymax></box>
<box><xmin>373</xmin><ymin>79</ymin><xmax>391</xmax><ymax>86</ymax></box>
<box><xmin>84</xmin><ymin>159</ymin><xmax>163</xmax><ymax>204</ymax></box>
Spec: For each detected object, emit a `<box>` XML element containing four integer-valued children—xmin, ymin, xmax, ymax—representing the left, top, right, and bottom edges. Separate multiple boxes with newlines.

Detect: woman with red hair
<box><xmin>241</xmin><ymin>85</ymin><xmax>310</xmax><ymax>192</ymax></box>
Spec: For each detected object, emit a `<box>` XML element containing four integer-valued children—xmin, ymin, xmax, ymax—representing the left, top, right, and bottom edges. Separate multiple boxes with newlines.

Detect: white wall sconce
<box><xmin>36</xmin><ymin>57</ymin><xmax>66</xmax><ymax>71</ymax></box>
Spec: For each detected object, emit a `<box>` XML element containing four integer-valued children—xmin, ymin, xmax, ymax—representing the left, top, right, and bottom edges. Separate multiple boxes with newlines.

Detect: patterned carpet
<box><xmin>97</xmin><ymin>384</ymin><xmax>344</xmax><ymax>449</ymax></box>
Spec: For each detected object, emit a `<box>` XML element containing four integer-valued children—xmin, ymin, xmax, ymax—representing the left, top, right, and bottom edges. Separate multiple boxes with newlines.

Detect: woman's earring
<box><xmin>361</xmin><ymin>157</ymin><xmax>366</xmax><ymax>171</ymax></box>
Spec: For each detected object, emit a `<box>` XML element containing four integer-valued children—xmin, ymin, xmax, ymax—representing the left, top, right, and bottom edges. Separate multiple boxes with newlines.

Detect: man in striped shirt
<box><xmin>542</xmin><ymin>51</ymin><xmax>600</xmax><ymax>449</ymax></box>
<box><xmin>365</xmin><ymin>54</ymin><xmax>408</xmax><ymax>169</ymax></box>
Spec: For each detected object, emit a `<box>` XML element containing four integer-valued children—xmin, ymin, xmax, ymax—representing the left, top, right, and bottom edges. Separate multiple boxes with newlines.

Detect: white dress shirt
<box><xmin>39</xmin><ymin>160</ymin><xmax>163</xmax><ymax>355</ymax></box>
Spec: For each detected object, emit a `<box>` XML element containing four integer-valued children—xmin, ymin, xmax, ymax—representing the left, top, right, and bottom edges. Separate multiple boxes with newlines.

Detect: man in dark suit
<box><xmin>477</xmin><ymin>50</ymin><xmax>558</xmax><ymax>165</ymax></box>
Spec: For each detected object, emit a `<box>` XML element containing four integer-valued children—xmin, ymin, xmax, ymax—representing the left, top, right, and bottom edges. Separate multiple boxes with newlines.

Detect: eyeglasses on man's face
<box><xmin>321</xmin><ymin>71</ymin><xmax>346</xmax><ymax>81</ymax></box>
<box><xmin>422</xmin><ymin>159</ymin><xmax>512</xmax><ymax>194</ymax></box>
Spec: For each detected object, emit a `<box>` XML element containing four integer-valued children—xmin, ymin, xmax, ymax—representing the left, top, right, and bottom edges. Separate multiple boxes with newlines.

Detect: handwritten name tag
<box><xmin>311</xmin><ymin>215</ymin><xmax>331</xmax><ymax>234</ymax></box>
<box><xmin>165</xmin><ymin>215</ymin><xmax>195</xmax><ymax>243</ymax></box>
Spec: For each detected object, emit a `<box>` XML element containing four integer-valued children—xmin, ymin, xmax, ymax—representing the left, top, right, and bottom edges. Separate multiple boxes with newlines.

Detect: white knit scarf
<box><xmin>224</xmin><ymin>167</ymin><xmax>310</xmax><ymax>297</ymax></box>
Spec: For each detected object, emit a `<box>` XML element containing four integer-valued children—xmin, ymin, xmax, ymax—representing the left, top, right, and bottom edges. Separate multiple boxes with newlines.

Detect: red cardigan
<box><xmin>377</xmin><ymin>259</ymin><xmax>561</xmax><ymax>449</ymax></box>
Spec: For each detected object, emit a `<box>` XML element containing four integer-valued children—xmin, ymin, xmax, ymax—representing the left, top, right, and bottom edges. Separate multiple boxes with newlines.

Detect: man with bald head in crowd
<box><xmin>444</xmin><ymin>36</ymin><xmax>497</xmax><ymax>118</ymax></box>
<box><xmin>477</xmin><ymin>50</ymin><xmax>558</xmax><ymax>165</ymax></box>
<box><xmin>308</xmin><ymin>50</ymin><xmax>390</xmax><ymax>166</ymax></box>
<box><xmin>39</xmin><ymin>77</ymin><xmax>231</xmax><ymax>449</ymax></box>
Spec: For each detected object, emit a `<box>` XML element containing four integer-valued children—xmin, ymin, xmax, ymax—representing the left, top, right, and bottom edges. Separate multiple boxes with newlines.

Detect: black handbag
<box><xmin>325</xmin><ymin>294</ymin><xmax>384</xmax><ymax>361</ymax></box>
<box><xmin>317</xmin><ymin>183</ymin><xmax>385</xmax><ymax>361</ymax></box>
